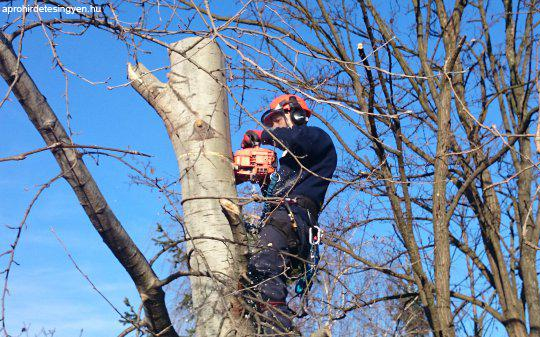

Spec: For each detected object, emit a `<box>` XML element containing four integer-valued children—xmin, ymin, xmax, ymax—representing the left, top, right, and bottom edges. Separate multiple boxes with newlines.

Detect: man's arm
<box><xmin>261</xmin><ymin>125</ymin><xmax>323</xmax><ymax>156</ymax></box>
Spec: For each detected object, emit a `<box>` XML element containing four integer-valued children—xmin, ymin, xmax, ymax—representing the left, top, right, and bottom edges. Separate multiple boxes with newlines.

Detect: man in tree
<box><xmin>240</xmin><ymin>94</ymin><xmax>337</xmax><ymax>334</ymax></box>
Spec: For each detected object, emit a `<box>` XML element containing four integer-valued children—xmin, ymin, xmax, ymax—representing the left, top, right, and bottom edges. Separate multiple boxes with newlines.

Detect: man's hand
<box><xmin>241</xmin><ymin>130</ymin><xmax>263</xmax><ymax>148</ymax></box>
<box><xmin>234</xmin><ymin>173</ymin><xmax>248</xmax><ymax>185</ymax></box>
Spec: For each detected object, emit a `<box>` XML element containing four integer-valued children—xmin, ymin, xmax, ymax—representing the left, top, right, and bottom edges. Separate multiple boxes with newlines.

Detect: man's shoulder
<box><xmin>301</xmin><ymin>125</ymin><xmax>328</xmax><ymax>135</ymax></box>
<box><xmin>305</xmin><ymin>125</ymin><xmax>333</xmax><ymax>143</ymax></box>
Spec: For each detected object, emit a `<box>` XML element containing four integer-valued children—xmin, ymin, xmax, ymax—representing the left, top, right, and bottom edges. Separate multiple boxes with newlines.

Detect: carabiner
<box><xmin>309</xmin><ymin>226</ymin><xmax>322</xmax><ymax>245</ymax></box>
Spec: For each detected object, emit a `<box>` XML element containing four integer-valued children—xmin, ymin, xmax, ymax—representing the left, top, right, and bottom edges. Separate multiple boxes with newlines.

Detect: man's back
<box><xmin>261</xmin><ymin>125</ymin><xmax>337</xmax><ymax>209</ymax></box>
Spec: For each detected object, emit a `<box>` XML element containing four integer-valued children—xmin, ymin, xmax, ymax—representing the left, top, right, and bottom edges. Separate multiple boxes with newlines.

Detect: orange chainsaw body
<box><xmin>233</xmin><ymin>146</ymin><xmax>276</xmax><ymax>183</ymax></box>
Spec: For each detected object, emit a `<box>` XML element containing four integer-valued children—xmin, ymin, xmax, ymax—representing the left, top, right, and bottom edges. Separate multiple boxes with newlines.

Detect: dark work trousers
<box><xmin>247</xmin><ymin>204</ymin><xmax>312</xmax><ymax>334</ymax></box>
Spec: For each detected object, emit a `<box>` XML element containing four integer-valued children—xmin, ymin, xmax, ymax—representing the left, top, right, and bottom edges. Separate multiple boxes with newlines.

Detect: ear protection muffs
<box><xmin>261</xmin><ymin>95</ymin><xmax>310</xmax><ymax>126</ymax></box>
<box><xmin>287</xmin><ymin>96</ymin><xmax>308</xmax><ymax>125</ymax></box>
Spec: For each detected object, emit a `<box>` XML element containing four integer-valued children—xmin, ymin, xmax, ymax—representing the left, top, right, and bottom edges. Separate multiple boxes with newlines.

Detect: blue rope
<box><xmin>261</xmin><ymin>172</ymin><xmax>279</xmax><ymax>217</ymax></box>
<box><xmin>294</xmin><ymin>244</ymin><xmax>320</xmax><ymax>295</ymax></box>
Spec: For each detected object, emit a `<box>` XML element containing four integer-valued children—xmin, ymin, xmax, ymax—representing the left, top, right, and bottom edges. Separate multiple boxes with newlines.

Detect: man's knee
<box><xmin>248</xmin><ymin>249</ymin><xmax>284</xmax><ymax>280</ymax></box>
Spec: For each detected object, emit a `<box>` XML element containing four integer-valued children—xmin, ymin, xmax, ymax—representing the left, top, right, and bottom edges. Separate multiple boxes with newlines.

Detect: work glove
<box><xmin>241</xmin><ymin>130</ymin><xmax>263</xmax><ymax>148</ymax></box>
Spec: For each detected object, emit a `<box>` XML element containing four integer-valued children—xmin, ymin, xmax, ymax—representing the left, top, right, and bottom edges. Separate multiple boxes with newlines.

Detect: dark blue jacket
<box><xmin>261</xmin><ymin>125</ymin><xmax>337</xmax><ymax>210</ymax></box>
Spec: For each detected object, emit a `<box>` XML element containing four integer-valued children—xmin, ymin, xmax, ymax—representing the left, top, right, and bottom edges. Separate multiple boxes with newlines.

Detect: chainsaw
<box><xmin>233</xmin><ymin>146</ymin><xmax>277</xmax><ymax>184</ymax></box>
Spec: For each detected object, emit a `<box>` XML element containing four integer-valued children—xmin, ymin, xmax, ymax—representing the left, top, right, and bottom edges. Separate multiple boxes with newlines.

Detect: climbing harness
<box><xmin>240</xmin><ymin>164</ymin><xmax>322</xmax><ymax>319</ymax></box>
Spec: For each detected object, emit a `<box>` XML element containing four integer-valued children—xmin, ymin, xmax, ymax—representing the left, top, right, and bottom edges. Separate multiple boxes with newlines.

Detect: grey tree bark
<box><xmin>128</xmin><ymin>37</ymin><xmax>251</xmax><ymax>337</ymax></box>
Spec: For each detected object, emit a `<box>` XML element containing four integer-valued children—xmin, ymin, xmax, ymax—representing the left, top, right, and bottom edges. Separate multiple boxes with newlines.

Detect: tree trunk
<box><xmin>128</xmin><ymin>37</ymin><xmax>251</xmax><ymax>336</ymax></box>
<box><xmin>432</xmin><ymin>84</ymin><xmax>454</xmax><ymax>337</ymax></box>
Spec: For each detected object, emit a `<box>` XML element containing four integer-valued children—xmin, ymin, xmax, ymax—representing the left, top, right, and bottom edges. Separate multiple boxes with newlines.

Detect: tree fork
<box><xmin>128</xmin><ymin>37</ymin><xmax>252</xmax><ymax>336</ymax></box>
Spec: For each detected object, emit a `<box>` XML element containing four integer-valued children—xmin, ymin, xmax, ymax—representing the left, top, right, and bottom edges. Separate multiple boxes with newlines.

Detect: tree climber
<box><xmin>239</xmin><ymin>94</ymin><xmax>337</xmax><ymax>335</ymax></box>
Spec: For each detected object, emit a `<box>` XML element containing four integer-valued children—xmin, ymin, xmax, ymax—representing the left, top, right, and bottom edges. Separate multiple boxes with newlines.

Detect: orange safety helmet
<box><xmin>261</xmin><ymin>94</ymin><xmax>312</xmax><ymax>126</ymax></box>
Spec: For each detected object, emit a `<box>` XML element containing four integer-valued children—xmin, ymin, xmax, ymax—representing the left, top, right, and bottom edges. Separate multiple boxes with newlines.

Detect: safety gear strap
<box><xmin>283</xmin><ymin>202</ymin><xmax>298</xmax><ymax>230</ymax></box>
<box><xmin>291</xmin><ymin>195</ymin><xmax>320</xmax><ymax>216</ymax></box>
